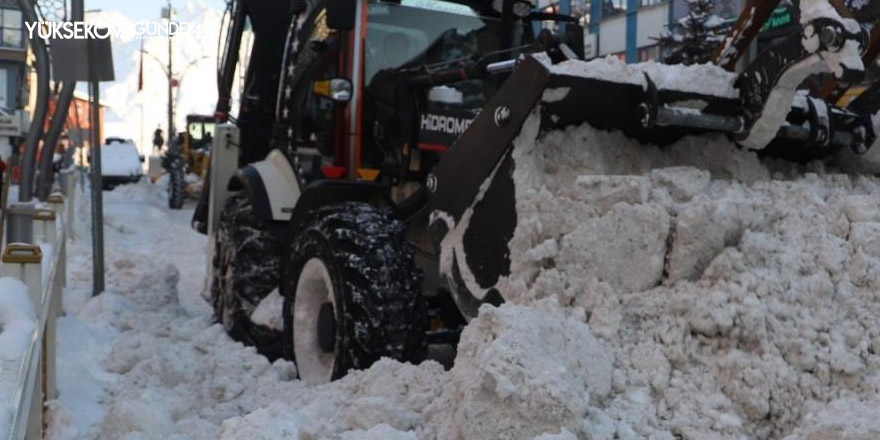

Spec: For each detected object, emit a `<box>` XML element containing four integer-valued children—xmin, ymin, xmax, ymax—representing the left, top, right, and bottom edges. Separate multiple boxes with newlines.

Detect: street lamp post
<box><xmin>140</xmin><ymin>52</ymin><xmax>209</xmax><ymax>142</ymax></box>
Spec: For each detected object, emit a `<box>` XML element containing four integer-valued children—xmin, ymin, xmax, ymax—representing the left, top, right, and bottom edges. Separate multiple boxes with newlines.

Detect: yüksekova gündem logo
<box><xmin>25</xmin><ymin>21</ymin><xmax>200</xmax><ymax>41</ymax></box>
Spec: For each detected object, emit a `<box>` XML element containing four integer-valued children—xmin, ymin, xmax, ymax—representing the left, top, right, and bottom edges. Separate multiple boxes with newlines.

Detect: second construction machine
<box><xmin>164</xmin><ymin>114</ymin><xmax>216</xmax><ymax>209</ymax></box>
<box><xmin>197</xmin><ymin>0</ymin><xmax>880</xmax><ymax>383</ymax></box>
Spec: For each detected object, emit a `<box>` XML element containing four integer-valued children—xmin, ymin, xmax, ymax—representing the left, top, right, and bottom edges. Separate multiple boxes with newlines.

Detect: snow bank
<box><xmin>0</xmin><ymin>278</ymin><xmax>36</xmax><ymax>436</ymax></box>
<box><xmin>504</xmin><ymin>113</ymin><xmax>880</xmax><ymax>438</ymax></box>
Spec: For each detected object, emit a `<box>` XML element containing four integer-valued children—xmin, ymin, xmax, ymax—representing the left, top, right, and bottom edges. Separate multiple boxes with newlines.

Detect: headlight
<box><xmin>313</xmin><ymin>78</ymin><xmax>353</xmax><ymax>102</ymax></box>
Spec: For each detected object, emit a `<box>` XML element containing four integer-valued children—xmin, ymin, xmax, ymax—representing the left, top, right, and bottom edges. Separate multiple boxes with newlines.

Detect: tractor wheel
<box><xmin>282</xmin><ymin>202</ymin><xmax>426</xmax><ymax>384</ymax></box>
<box><xmin>212</xmin><ymin>193</ymin><xmax>283</xmax><ymax>359</ymax></box>
<box><xmin>168</xmin><ymin>161</ymin><xmax>186</xmax><ymax>210</ymax></box>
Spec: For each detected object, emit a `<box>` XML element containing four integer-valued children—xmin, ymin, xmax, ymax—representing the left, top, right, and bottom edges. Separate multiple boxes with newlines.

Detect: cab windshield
<box><xmin>365</xmin><ymin>0</ymin><xmax>509</xmax><ymax>86</ymax></box>
<box><xmin>188</xmin><ymin>121</ymin><xmax>216</xmax><ymax>141</ymax></box>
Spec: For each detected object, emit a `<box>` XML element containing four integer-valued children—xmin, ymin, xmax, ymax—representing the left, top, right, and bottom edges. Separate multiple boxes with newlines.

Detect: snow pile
<box><xmin>0</xmin><ymin>278</ymin><xmax>36</xmax><ymax>435</ymax></box>
<box><xmin>219</xmin><ymin>302</ymin><xmax>612</xmax><ymax>440</ymax></box>
<box><xmin>502</xmin><ymin>113</ymin><xmax>880</xmax><ymax>438</ymax></box>
<box><xmin>48</xmin><ymin>120</ymin><xmax>880</xmax><ymax>439</ymax></box>
<box><xmin>780</xmin><ymin>397</ymin><xmax>880</xmax><ymax>440</ymax></box>
<box><xmin>216</xmin><ymin>359</ymin><xmax>444</xmax><ymax>439</ymax></box>
<box><xmin>427</xmin><ymin>303</ymin><xmax>612</xmax><ymax>440</ymax></box>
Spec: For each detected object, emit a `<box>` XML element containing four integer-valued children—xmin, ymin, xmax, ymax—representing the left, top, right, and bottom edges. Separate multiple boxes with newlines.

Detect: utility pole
<box><xmin>166</xmin><ymin>1</ymin><xmax>174</xmax><ymax>142</ymax></box>
<box><xmin>89</xmin><ymin>78</ymin><xmax>104</xmax><ymax>295</ymax></box>
<box><xmin>50</xmin><ymin>3</ymin><xmax>114</xmax><ymax>297</ymax></box>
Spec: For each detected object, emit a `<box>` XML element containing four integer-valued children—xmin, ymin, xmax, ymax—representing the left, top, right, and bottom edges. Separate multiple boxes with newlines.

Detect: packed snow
<box><xmin>45</xmin><ymin>116</ymin><xmax>880</xmax><ymax>440</ymax></box>
<box><xmin>545</xmin><ymin>55</ymin><xmax>739</xmax><ymax>99</ymax></box>
<box><xmin>0</xmin><ymin>278</ymin><xmax>35</xmax><ymax>436</ymax></box>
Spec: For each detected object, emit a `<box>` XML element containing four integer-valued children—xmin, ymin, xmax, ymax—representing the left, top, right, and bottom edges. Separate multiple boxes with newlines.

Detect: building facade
<box><xmin>0</xmin><ymin>0</ymin><xmax>27</xmax><ymax>159</ymax></box>
<box><xmin>586</xmin><ymin>0</ymin><xmax>748</xmax><ymax>62</ymax></box>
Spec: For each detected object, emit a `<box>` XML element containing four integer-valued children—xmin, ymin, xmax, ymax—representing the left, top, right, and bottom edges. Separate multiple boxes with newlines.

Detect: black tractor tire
<box><xmin>168</xmin><ymin>162</ymin><xmax>186</xmax><ymax>210</ymax></box>
<box><xmin>212</xmin><ymin>193</ymin><xmax>284</xmax><ymax>359</ymax></box>
<box><xmin>282</xmin><ymin>202</ymin><xmax>426</xmax><ymax>383</ymax></box>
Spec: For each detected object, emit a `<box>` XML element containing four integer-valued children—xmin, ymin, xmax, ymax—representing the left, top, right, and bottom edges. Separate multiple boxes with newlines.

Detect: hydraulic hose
<box><xmin>37</xmin><ymin>0</ymin><xmax>84</xmax><ymax>200</ymax></box>
<box><xmin>37</xmin><ymin>82</ymin><xmax>74</xmax><ymax>200</ymax></box>
<box><xmin>17</xmin><ymin>0</ymin><xmax>50</xmax><ymax>202</ymax></box>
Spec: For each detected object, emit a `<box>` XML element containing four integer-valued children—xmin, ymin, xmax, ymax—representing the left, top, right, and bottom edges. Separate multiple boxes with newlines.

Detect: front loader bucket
<box><xmin>428</xmin><ymin>56</ymin><xmax>744</xmax><ymax>319</ymax></box>
<box><xmin>428</xmin><ymin>54</ymin><xmax>750</xmax><ymax>318</ymax></box>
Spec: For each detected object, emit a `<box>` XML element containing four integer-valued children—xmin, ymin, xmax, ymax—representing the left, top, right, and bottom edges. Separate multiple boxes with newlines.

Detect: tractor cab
<box><xmin>183</xmin><ymin>114</ymin><xmax>216</xmax><ymax>177</ymax></box>
<box><xmin>276</xmin><ymin>0</ymin><xmax>552</xmax><ymax>188</ymax></box>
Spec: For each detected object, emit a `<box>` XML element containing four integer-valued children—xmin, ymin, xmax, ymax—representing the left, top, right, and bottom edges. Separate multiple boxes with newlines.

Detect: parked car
<box><xmin>99</xmin><ymin>137</ymin><xmax>144</xmax><ymax>190</ymax></box>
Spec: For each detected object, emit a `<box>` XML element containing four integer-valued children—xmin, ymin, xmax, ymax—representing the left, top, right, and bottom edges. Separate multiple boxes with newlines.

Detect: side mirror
<box><xmin>327</xmin><ymin>0</ymin><xmax>356</xmax><ymax>31</ymax></box>
<box><xmin>139</xmin><ymin>155</ymin><xmax>146</xmax><ymax>163</ymax></box>
<box><xmin>313</xmin><ymin>78</ymin><xmax>353</xmax><ymax>102</ymax></box>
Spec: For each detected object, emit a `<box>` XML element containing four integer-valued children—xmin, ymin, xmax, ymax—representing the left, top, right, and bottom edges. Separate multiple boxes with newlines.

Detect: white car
<box><xmin>100</xmin><ymin>137</ymin><xmax>144</xmax><ymax>189</ymax></box>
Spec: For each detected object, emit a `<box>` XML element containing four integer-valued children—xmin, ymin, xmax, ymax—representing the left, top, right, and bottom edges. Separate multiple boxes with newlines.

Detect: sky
<box><xmin>88</xmin><ymin>1</ymin><xmax>236</xmax><ymax>152</ymax></box>
<box><xmin>84</xmin><ymin>0</ymin><xmax>226</xmax><ymax>21</ymax></box>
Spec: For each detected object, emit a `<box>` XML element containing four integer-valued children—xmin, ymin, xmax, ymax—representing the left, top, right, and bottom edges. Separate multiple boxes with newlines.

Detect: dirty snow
<box><xmin>46</xmin><ymin>113</ymin><xmax>880</xmax><ymax>440</ymax></box>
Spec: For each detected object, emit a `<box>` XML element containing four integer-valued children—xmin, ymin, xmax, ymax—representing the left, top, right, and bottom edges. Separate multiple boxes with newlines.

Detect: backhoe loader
<box><xmin>198</xmin><ymin>0</ymin><xmax>880</xmax><ymax>384</ymax></box>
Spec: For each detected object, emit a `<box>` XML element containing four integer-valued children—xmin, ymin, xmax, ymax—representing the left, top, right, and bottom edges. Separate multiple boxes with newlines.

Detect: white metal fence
<box><xmin>1</xmin><ymin>169</ymin><xmax>77</xmax><ymax>440</ymax></box>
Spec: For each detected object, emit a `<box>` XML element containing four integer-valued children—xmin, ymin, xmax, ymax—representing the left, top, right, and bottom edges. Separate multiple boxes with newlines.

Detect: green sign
<box><xmin>760</xmin><ymin>6</ymin><xmax>794</xmax><ymax>31</ymax></box>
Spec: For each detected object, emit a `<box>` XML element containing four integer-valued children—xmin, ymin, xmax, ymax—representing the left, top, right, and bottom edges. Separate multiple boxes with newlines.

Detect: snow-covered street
<box><xmin>4</xmin><ymin>0</ymin><xmax>880</xmax><ymax>438</ymax></box>
<box><xmin>45</xmin><ymin>180</ymin><xmax>450</xmax><ymax>440</ymax></box>
<box><xmin>42</xmin><ymin>122</ymin><xmax>880</xmax><ymax>440</ymax></box>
